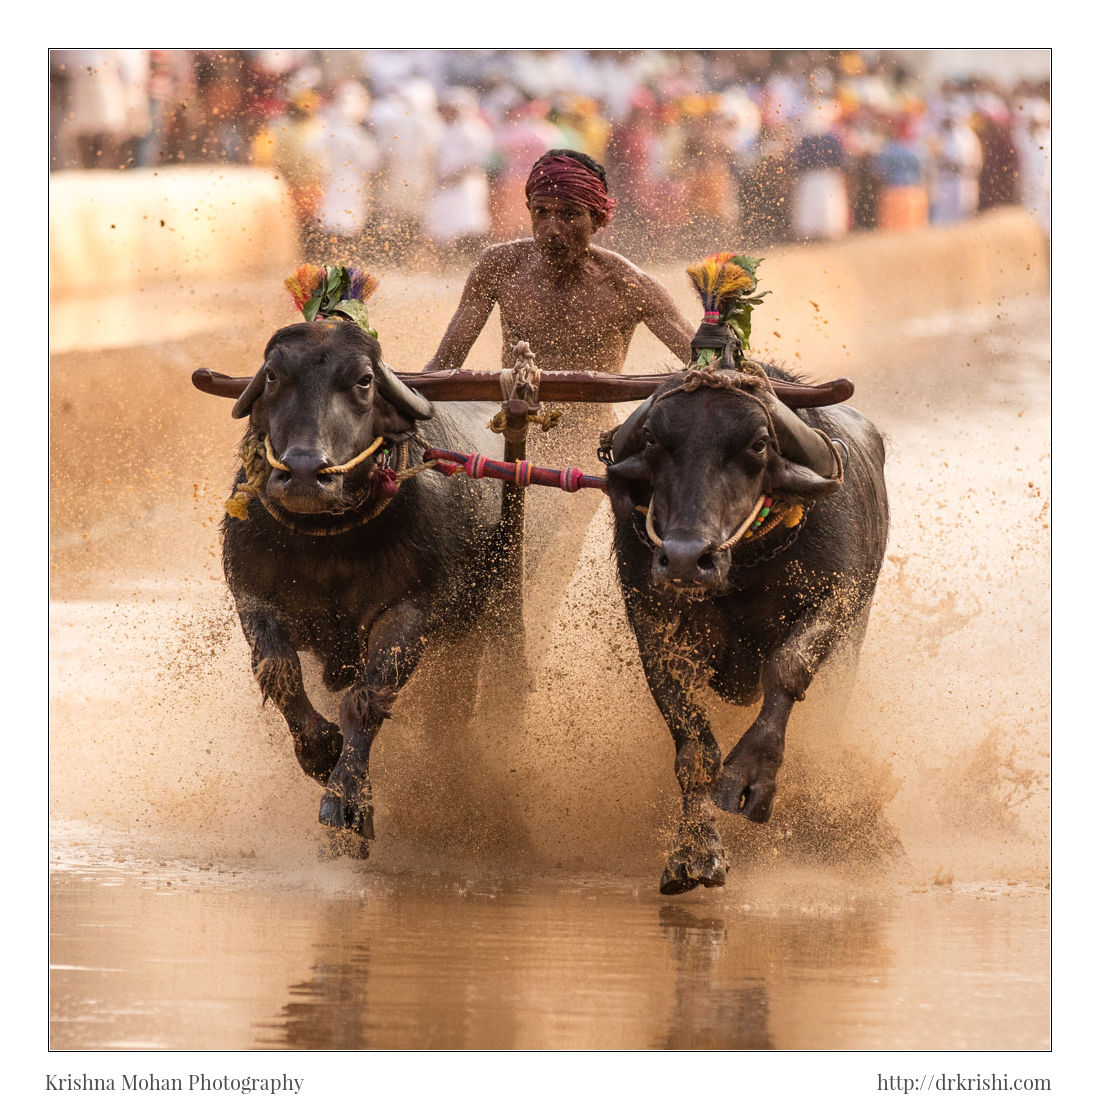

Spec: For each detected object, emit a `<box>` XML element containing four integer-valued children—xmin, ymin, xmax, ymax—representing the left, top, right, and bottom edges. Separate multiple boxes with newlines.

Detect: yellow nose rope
<box><xmin>716</xmin><ymin>494</ymin><xmax>768</xmax><ymax>551</ymax></box>
<box><xmin>263</xmin><ymin>435</ymin><xmax>385</xmax><ymax>475</ymax></box>
<box><xmin>642</xmin><ymin>494</ymin><xmax>767</xmax><ymax>552</ymax></box>
<box><xmin>263</xmin><ymin>437</ymin><xmax>290</xmax><ymax>472</ymax></box>
<box><xmin>319</xmin><ymin>436</ymin><xmax>385</xmax><ymax>475</ymax></box>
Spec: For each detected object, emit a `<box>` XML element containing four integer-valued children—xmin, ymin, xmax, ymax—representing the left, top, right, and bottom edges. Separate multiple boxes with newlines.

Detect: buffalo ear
<box><xmin>370</xmin><ymin>392</ymin><xmax>417</xmax><ymax>439</ymax></box>
<box><xmin>605</xmin><ymin>453</ymin><xmax>652</xmax><ymax>521</ymax></box>
<box><xmin>231</xmin><ymin>367</ymin><xmax>266</xmax><ymax>419</ymax></box>
<box><xmin>766</xmin><ymin>452</ymin><xmax>842</xmax><ymax>500</ymax></box>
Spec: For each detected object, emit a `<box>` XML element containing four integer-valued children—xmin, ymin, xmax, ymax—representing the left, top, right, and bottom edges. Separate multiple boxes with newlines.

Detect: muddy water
<box><xmin>48</xmin><ymin>269</ymin><xmax>1050</xmax><ymax>1060</ymax></box>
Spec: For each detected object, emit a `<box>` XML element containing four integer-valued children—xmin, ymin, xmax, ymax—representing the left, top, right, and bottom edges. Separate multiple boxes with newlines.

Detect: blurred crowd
<box><xmin>50</xmin><ymin>49</ymin><xmax>1051</xmax><ymax>262</ymax></box>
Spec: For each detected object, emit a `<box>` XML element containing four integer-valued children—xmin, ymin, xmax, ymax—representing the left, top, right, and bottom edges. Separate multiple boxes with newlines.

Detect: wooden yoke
<box><xmin>192</xmin><ymin>368</ymin><xmax>855</xmax><ymax>409</ymax></box>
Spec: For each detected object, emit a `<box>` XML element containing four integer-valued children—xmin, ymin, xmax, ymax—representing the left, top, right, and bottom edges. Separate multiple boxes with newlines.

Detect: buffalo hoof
<box><xmin>318</xmin><ymin>791</ymin><xmax>375</xmax><ymax>839</ymax></box>
<box><xmin>295</xmin><ymin>718</ymin><xmax>343</xmax><ymax>785</ymax></box>
<box><xmin>660</xmin><ymin>830</ymin><xmax>728</xmax><ymax>896</ymax></box>
<box><xmin>714</xmin><ymin>768</ymin><xmax>776</xmax><ymax>823</ymax></box>
<box><xmin>714</xmin><ymin>748</ymin><xmax>778</xmax><ymax>823</ymax></box>
<box><xmin>320</xmin><ymin>828</ymin><xmax>370</xmax><ymax>861</ymax></box>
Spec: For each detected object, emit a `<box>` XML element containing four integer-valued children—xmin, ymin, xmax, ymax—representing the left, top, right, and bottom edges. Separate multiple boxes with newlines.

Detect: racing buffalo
<box><xmin>219</xmin><ymin>318</ymin><xmax>504</xmax><ymax>853</ymax></box>
<box><xmin>603</xmin><ymin>364</ymin><xmax>889</xmax><ymax>894</ymax></box>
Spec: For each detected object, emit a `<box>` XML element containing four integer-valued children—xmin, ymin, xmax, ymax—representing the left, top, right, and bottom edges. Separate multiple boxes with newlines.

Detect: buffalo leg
<box><xmin>626</xmin><ymin>598</ymin><xmax>727</xmax><ymax>895</ymax></box>
<box><xmin>318</xmin><ymin>600</ymin><xmax>430</xmax><ymax>843</ymax></box>
<box><xmin>714</xmin><ymin>601</ymin><xmax>853</xmax><ymax>821</ymax></box>
<box><xmin>238</xmin><ymin>609</ymin><xmax>342</xmax><ymax>784</ymax></box>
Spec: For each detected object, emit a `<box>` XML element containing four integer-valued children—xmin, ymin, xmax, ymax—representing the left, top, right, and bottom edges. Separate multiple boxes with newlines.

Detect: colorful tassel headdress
<box><xmin>285</xmin><ymin>264</ymin><xmax>380</xmax><ymax>336</ymax></box>
<box><xmin>685</xmin><ymin>253</ymin><xmax>770</xmax><ymax>365</ymax></box>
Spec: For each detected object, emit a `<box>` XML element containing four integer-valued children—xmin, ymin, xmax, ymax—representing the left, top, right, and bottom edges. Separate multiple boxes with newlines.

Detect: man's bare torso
<box><xmin>487</xmin><ymin>240</ymin><xmax>658</xmax><ymax>374</ymax></box>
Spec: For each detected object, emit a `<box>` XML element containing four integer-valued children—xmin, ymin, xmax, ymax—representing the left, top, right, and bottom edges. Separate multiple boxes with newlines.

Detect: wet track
<box><xmin>48</xmin><ymin>253</ymin><xmax>1050</xmax><ymax>1054</ymax></box>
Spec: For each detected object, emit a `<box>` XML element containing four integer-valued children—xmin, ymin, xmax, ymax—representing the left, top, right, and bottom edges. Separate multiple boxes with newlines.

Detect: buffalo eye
<box><xmin>355</xmin><ymin>372</ymin><xmax>374</xmax><ymax>390</ymax></box>
<box><xmin>750</xmin><ymin>436</ymin><xmax>768</xmax><ymax>455</ymax></box>
<box><xmin>265</xmin><ymin>369</ymin><xmax>277</xmax><ymax>384</ymax></box>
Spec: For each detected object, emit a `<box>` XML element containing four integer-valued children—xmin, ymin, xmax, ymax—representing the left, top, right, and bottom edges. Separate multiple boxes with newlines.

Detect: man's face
<box><xmin>528</xmin><ymin>194</ymin><xmax>601</xmax><ymax>261</ymax></box>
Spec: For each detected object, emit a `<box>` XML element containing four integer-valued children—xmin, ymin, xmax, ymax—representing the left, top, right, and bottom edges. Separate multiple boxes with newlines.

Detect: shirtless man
<box><xmin>423</xmin><ymin>148</ymin><xmax>692</xmax><ymax>384</ymax></box>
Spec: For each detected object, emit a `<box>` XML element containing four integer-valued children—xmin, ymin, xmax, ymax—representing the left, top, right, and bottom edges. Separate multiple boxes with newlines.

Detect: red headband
<box><xmin>525</xmin><ymin>155</ymin><xmax>617</xmax><ymax>223</ymax></box>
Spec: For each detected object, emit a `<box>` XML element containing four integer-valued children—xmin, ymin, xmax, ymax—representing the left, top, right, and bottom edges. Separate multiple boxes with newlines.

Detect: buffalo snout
<box><xmin>653</xmin><ymin>533</ymin><xmax>730</xmax><ymax>590</ymax></box>
<box><xmin>269</xmin><ymin>447</ymin><xmax>341</xmax><ymax>513</ymax></box>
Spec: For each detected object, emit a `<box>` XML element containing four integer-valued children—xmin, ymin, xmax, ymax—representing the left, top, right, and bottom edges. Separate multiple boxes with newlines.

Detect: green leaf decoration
<box><xmin>302</xmin><ymin>295</ymin><xmax>321</xmax><ymax>322</ymax></box>
<box><xmin>333</xmin><ymin>299</ymin><xmax>376</xmax><ymax>336</ymax></box>
<box><xmin>732</xmin><ymin>255</ymin><xmax>764</xmax><ymax>284</ymax></box>
<box><xmin>324</xmin><ymin>266</ymin><xmax>345</xmax><ymax>299</ymax></box>
<box><xmin>719</xmin><ymin>284</ymin><xmax>770</xmax><ymax>354</ymax></box>
<box><xmin>693</xmin><ymin>347</ymin><xmax>722</xmax><ymax>368</ymax></box>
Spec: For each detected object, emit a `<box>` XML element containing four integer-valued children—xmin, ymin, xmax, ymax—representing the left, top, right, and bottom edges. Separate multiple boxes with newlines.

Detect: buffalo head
<box><xmin>605</xmin><ymin>376</ymin><xmax>840</xmax><ymax>593</ymax></box>
<box><xmin>230</xmin><ymin>320</ymin><xmax>432</xmax><ymax>518</ymax></box>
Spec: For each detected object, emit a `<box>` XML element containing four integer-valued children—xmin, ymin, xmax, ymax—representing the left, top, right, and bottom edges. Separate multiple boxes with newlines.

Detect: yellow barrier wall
<box><xmin>49</xmin><ymin>166</ymin><xmax>299</xmax><ymax>294</ymax></box>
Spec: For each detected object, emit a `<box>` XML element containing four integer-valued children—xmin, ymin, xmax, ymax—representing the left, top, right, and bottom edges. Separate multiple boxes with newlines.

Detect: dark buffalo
<box><xmin>221</xmin><ymin>318</ymin><xmax>503</xmax><ymax>852</ymax></box>
<box><xmin>604</xmin><ymin>365</ymin><xmax>889</xmax><ymax>894</ymax></box>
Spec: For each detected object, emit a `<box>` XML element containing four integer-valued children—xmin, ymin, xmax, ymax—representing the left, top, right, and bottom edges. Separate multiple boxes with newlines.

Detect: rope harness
<box><xmin>263</xmin><ymin>435</ymin><xmax>386</xmax><ymax>476</ymax></box>
<box><xmin>486</xmin><ymin>340</ymin><xmax>562</xmax><ymax>443</ymax></box>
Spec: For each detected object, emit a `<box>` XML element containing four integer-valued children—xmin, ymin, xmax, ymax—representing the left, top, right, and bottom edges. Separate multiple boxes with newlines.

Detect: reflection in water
<box><xmin>50</xmin><ymin>864</ymin><xmax>1048</xmax><ymax>1052</ymax></box>
<box><xmin>269</xmin><ymin>940</ymin><xmax>374</xmax><ymax>1051</ymax></box>
<box><xmin>658</xmin><ymin>905</ymin><xmax>774</xmax><ymax>1050</ymax></box>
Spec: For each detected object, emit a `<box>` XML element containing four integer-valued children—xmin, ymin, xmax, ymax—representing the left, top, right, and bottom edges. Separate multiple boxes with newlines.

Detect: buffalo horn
<box><xmin>231</xmin><ymin>367</ymin><xmax>268</xmax><ymax>419</ymax></box>
<box><xmin>375</xmin><ymin>360</ymin><xmax>434</xmax><ymax>421</ymax></box>
<box><xmin>609</xmin><ymin>395</ymin><xmax>656</xmax><ymax>462</ymax></box>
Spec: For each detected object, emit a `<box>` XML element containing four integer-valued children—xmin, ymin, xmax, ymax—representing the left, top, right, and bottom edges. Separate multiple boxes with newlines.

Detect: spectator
<box><xmin>873</xmin><ymin>114</ymin><xmax>929</xmax><ymax>231</ymax></box>
<box><xmin>314</xmin><ymin>80</ymin><xmax>381</xmax><ymax>260</ymax></box>
<box><xmin>252</xmin><ymin>88</ymin><xmax>327</xmax><ymax>250</ymax></box>
<box><xmin>136</xmin><ymin>50</ymin><xmax>193</xmax><ymax>167</ymax></box>
<box><xmin>114</xmin><ymin>50</ymin><xmax>152</xmax><ymax>168</ymax></box>
<box><xmin>53</xmin><ymin>50</ymin><xmax>131</xmax><ymax>169</ymax></box>
<box><xmin>194</xmin><ymin>50</ymin><xmax>251</xmax><ymax>163</ymax></box>
<box><xmin>370</xmin><ymin>78</ymin><xmax>441</xmax><ymax>259</ymax></box>
<box><xmin>739</xmin><ymin>120</ymin><xmax>792</xmax><ymax>246</ymax></box>
<box><xmin>489</xmin><ymin>97</ymin><xmax>560</xmax><ymax>241</ymax></box>
<box><xmin>674</xmin><ymin>95</ymin><xmax>737</xmax><ymax>254</ymax></box>
<box><xmin>789</xmin><ymin>100</ymin><xmax>850</xmax><ymax>242</ymax></box>
<box><xmin>929</xmin><ymin>112</ymin><xmax>984</xmax><ymax>224</ymax></box>
<box><xmin>1016</xmin><ymin>106</ymin><xmax>1050</xmax><ymax>238</ymax></box>
<box><xmin>603</xmin><ymin>88</ymin><xmax>666</xmax><ymax>252</ymax></box>
<box><xmin>425</xmin><ymin>87</ymin><xmax>494</xmax><ymax>259</ymax></box>
<box><xmin>558</xmin><ymin>95</ymin><xmax>610</xmax><ymax>163</ymax></box>
<box><xmin>843</xmin><ymin>106</ymin><xmax>883</xmax><ymax>231</ymax></box>
<box><xmin>50</xmin><ymin>54</ymin><xmax>73</xmax><ymax>169</ymax></box>
<box><xmin>973</xmin><ymin>93</ymin><xmax>1021</xmax><ymax>211</ymax></box>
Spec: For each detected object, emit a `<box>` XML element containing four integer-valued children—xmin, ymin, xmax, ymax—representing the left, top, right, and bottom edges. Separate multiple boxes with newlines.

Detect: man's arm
<box><xmin>635</xmin><ymin>270</ymin><xmax>695</xmax><ymax>365</ymax></box>
<box><xmin>421</xmin><ymin>246</ymin><xmax>507</xmax><ymax>373</ymax></box>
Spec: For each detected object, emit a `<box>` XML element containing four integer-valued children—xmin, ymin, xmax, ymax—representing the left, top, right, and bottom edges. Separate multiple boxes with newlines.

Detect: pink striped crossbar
<box><xmin>422</xmin><ymin>447</ymin><xmax>607</xmax><ymax>493</ymax></box>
